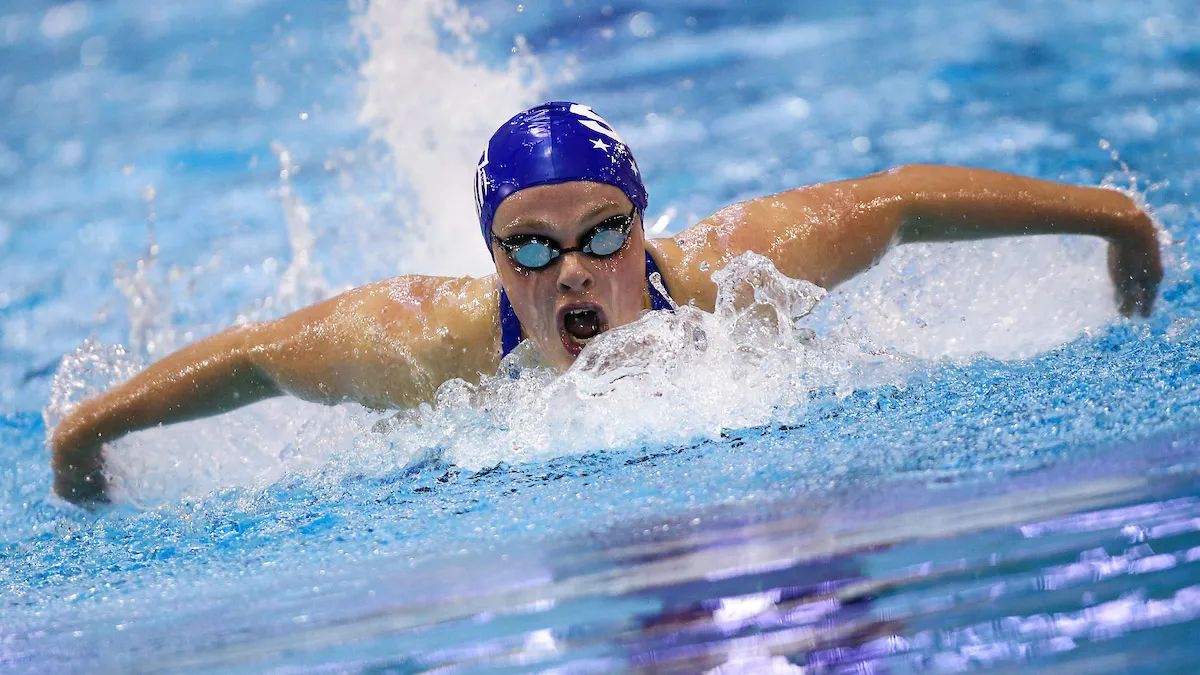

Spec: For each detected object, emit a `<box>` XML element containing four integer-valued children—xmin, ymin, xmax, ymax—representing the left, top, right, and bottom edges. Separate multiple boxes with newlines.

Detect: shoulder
<box><xmin>349</xmin><ymin>273</ymin><xmax>499</xmax><ymax>340</ymax></box>
<box><xmin>344</xmin><ymin>274</ymin><xmax>498</xmax><ymax>325</ymax></box>
<box><xmin>646</xmin><ymin>179</ymin><xmax>889</xmax><ymax>309</ymax></box>
<box><xmin>324</xmin><ymin>274</ymin><xmax>503</xmax><ymax>383</ymax></box>
<box><xmin>646</xmin><ymin>203</ymin><xmax>765</xmax><ymax>312</ymax></box>
<box><xmin>646</xmin><ymin>235</ymin><xmax>714</xmax><ymax>312</ymax></box>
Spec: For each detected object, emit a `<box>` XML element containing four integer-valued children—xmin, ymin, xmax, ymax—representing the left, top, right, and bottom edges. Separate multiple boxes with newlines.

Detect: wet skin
<box><xmin>49</xmin><ymin>164</ymin><xmax>1164</xmax><ymax>505</ymax></box>
<box><xmin>490</xmin><ymin>182</ymin><xmax>651</xmax><ymax>371</ymax></box>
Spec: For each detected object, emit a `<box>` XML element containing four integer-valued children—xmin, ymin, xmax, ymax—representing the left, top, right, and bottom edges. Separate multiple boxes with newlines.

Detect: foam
<box><xmin>813</xmin><ymin>235</ymin><xmax>1116</xmax><ymax>361</ymax></box>
<box><xmin>46</xmin><ymin>252</ymin><xmax>916</xmax><ymax>504</ymax></box>
<box><xmin>417</xmin><ymin>253</ymin><xmax>911</xmax><ymax>472</ymax></box>
<box><xmin>40</xmin><ymin>1</ymin><xmax>1168</xmax><ymax>506</ymax></box>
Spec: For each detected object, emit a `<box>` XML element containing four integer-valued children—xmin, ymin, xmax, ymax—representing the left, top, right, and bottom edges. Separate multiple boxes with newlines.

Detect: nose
<box><xmin>556</xmin><ymin>252</ymin><xmax>594</xmax><ymax>292</ymax></box>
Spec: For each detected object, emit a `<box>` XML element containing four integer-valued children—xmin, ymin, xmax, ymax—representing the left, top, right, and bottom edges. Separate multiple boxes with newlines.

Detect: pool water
<box><xmin>4</xmin><ymin>0</ymin><xmax>1200</xmax><ymax>672</ymax></box>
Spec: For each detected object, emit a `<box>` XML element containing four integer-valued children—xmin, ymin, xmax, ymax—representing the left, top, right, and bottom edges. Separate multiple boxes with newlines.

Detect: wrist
<box><xmin>52</xmin><ymin>397</ymin><xmax>108</xmax><ymax>466</ymax></box>
<box><xmin>1094</xmin><ymin>188</ymin><xmax>1155</xmax><ymax>243</ymax></box>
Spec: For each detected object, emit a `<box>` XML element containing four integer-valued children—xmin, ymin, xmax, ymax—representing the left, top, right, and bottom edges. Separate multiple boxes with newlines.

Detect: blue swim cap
<box><xmin>475</xmin><ymin>102</ymin><xmax>648</xmax><ymax>252</ymax></box>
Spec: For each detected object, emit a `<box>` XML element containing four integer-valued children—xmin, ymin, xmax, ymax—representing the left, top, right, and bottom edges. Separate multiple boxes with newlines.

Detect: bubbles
<box><xmin>628</xmin><ymin>12</ymin><xmax>655</xmax><ymax>39</ymax></box>
<box><xmin>783</xmin><ymin>97</ymin><xmax>811</xmax><ymax>120</ymax></box>
<box><xmin>40</xmin><ymin>2</ymin><xmax>88</xmax><ymax>41</ymax></box>
<box><xmin>79</xmin><ymin>36</ymin><xmax>107</xmax><ymax>67</ymax></box>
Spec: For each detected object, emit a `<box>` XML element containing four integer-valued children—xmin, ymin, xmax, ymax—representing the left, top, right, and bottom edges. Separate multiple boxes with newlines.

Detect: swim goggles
<box><xmin>493</xmin><ymin>207</ymin><xmax>636</xmax><ymax>271</ymax></box>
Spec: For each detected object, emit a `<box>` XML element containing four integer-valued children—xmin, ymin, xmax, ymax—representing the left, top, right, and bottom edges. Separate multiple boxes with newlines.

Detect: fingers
<box><xmin>53</xmin><ymin>465</ymin><xmax>111</xmax><ymax>506</ymax></box>
<box><xmin>1108</xmin><ymin>237</ymin><xmax>1163</xmax><ymax>318</ymax></box>
<box><xmin>1116</xmin><ymin>286</ymin><xmax>1135</xmax><ymax>318</ymax></box>
<box><xmin>51</xmin><ymin>419</ymin><xmax>111</xmax><ymax>506</ymax></box>
<box><xmin>1115</xmin><ymin>271</ymin><xmax>1159</xmax><ymax>318</ymax></box>
<box><xmin>1137</xmin><ymin>270</ymin><xmax>1159</xmax><ymax>317</ymax></box>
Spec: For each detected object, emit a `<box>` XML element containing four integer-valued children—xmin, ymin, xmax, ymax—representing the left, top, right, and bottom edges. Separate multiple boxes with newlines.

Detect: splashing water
<box><xmin>44</xmin><ymin>252</ymin><xmax>914</xmax><ymax>505</ymax></box>
<box><xmin>35</xmin><ymin>0</ymin><xmax>1178</xmax><ymax>511</ymax></box>
<box><xmin>12</xmin><ymin>1</ymin><xmax>1200</xmax><ymax>671</ymax></box>
<box><xmin>355</xmin><ymin>0</ymin><xmax>544</xmax><ymax>277</ymax></box>
<box><xmin>269</xmin><ymin>142</ymin><xmax>331</xmax><ymax>315</ymax></box>
<box><xmin>815</xmin><ymin>235</ymin><xmax>1116</xmax><ymax>361</ymax></box>
<box><xmin>112</xmin><ymin>185</ymin><xmax>176</xmax><ymax>359</ymax></box>
<box><xmin>416</xmin><ymin>253</ymin><xmax>912</xmax><ymax>472</ymax></box>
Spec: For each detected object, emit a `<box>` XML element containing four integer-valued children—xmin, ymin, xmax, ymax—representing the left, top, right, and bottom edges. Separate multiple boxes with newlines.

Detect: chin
<box><xmin>540</xmin><ymin>344</ymin><xmax>577</xmax><ymax>371</ymax></box>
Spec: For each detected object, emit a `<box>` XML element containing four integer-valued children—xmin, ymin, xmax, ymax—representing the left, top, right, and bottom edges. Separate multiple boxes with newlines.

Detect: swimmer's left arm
<box><xmin>888</xmin><ymin>165</ymin><xmax>1162</xmax><ymax>318</ymax></box>
<box><xmin>658</xmin><ymin>164</ymin><xmax>1162</xmax><ymax>317</ymax></box>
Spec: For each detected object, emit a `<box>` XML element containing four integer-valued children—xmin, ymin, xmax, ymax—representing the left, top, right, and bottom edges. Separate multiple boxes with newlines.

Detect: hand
<box><xmin>1107</xmin><ymin>212</ymin><xmax>1163</xmax><ymax>318</ymax></box>
<box><xmin>53</xmin><ymin>454</ymin><xmax>110</xmax><ymax>506</ymax></box>
<box><xmin>51</xmin><ymin>407</ymin><xmax>112</xmax><ymax>506</ymax></box>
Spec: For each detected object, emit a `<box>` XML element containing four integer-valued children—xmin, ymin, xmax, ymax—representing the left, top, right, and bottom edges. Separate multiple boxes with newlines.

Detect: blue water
<box><xmin>4</xmin><ymin>0</ymin><xmax>1200</xmax><ymax>672</ymax></box>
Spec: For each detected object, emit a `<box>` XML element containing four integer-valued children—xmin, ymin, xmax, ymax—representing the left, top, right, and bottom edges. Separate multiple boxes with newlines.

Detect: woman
<box><xmin>51</xmin><ymin>102</ymin><xmax>1163</xmax><ymax>504</ymax></box>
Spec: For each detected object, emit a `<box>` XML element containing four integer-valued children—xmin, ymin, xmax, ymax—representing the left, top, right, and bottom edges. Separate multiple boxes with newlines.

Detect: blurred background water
<box><xmin>3</xmin><ymin>0</ymin><xmax>1200</xmax><ymax>672</ymax></box>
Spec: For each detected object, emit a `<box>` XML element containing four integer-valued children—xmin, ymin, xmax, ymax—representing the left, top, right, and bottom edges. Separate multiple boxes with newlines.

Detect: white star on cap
<box><xmin>590</xmin><ymin>138</ymin><xmax>610</xmax><ymax>151</ymax></box>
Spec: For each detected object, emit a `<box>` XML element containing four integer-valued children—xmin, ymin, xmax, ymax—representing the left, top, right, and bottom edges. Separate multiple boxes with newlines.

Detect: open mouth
<box><xmin>557</xmin><ymin>303</ymin><xmax>608</xmax><ymax>356</ymax></box>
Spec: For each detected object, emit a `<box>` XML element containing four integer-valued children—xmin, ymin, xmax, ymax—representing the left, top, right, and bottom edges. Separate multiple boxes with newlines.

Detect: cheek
<box><xmin>499</xmin><ymin>267</ymin><xmax>557</xmax><ymax>334</ymax></box>
<box><xmin>597</xmin><ymin>253</ymin><xmax>647</xmax><ymax>320</ymax></box>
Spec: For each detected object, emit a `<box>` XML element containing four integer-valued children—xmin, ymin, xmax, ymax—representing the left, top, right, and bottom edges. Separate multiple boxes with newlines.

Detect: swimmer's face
<box><xmin>491</xmin><ymin>181</ymin><xmax>647</xmax><ymax>370</ymax></box>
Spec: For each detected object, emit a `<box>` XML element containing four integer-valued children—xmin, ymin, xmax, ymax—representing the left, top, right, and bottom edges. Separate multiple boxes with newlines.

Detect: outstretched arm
<box><xmin>655</xmin><ymin>164</ymin><xmax>1162</xmax><ymax>316</ymax></box>
<box><xmin>51</xmin><ymin>275</ymin><xmax>500</xmax><ymax>505</ymax></box>
<box><xmin>52</xmin><ymin>324</ymin><xmax>281</xmax><ymax>504</ymax></box>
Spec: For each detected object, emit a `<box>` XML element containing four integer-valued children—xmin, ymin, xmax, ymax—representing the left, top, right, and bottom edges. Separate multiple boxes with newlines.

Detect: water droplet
<box><xmin>79</xmin><ymin>36</ymin><xmax>107</xmax><ymax>67</ymax></box>
<box><xmin>629</xmin><ymin>12</ymin><xmax>655</xmax><ymax>38</ymax></box>
<box><xmin>784</xmin><ymin>97</ymin><xmax>810</xmax><ymax>120</ymax></box>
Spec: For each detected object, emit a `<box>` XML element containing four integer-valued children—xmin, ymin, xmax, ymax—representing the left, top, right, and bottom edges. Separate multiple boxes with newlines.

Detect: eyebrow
<box><xmin>501</xmin><ymin>201</ymin><xmax>625</xmax><ymax>237</ymax></box>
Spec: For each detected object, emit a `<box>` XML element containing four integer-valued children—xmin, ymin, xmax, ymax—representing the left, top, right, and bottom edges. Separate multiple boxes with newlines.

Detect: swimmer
<box><xmin>50</xmin><ymin>102</ymin><xmax>1163</xmax><ymax>504</ymax></box>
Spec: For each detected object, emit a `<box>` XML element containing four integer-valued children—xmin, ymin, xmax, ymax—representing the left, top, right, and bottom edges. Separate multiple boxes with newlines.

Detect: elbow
<box><xmin>231</xmin><ymin>323</ymin><xmax>286</xmax><ymax>397</ymax></box>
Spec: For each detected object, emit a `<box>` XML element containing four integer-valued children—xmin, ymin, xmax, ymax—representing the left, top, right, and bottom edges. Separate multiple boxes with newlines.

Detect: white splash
<box><xmin>40</xmin><ymin>1</ymin><xmax>1166</xmax><ymax>506</ymax></box>
<box><xmin>815</xmin><ymin>235</ymin><xmax>1116</xmax><ymax>361</ymax></box>
<box><xmin>269</xmin><ymin>142</ymin><xmax>330</xmax><ymax>315</ymax></box>
<box><xmin>361</xmin><ymin>253</ymin><xmax>910</xmax><ymax>473</ymax></box>
<box><xmin>43</xmin><ymin>340</ymin><xmax>386</xmax><ymax>505</ymax></box>
<box><xmin>44</xmin><ymin>254</ymin><xmax>912</xmax><ymax>505</ymax></box>
<box><xmin>112</xmin><ymin>184</ymin><xmax>176</xmax><ymax>359</ymax></box>
<box><xmin>355</xmin><ymin>0</ymin><xmax>544</xmax><ymax>278</ymax></box>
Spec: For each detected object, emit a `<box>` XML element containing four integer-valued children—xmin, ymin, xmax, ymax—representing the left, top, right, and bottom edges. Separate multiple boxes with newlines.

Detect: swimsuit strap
<box><xmin>498</xmin><ymin>250</ymin><xmax>673</xmax><ymax>358</ymax></box>
<box><xmin>499</xmin><ymin>286</ymin><xmax>523</xmax><ymax>357</ymax></box>
<box><xmin>644</xmin><ymin>249</ymin><xmax>673</xmax><ymax>312</ymax></box>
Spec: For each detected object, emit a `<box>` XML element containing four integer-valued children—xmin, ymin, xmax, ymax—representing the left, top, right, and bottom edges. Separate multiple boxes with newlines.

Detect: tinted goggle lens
<box><xmin>511</xmin><ymin>242</ymin><xmax>556</xmax><ymax>269</ymax></box>
<box><xmin>499</xmin><ymin>210</ymin><xmax>635</xmax><ymax>270</ymax></box>
<box><xmin>586</xmin><ymin>228</ymin><xmax>627</xmax><ymax>256</ymax></box>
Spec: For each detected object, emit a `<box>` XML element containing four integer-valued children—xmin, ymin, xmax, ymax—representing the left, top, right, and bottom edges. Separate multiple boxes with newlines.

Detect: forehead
<box><xmin>492</xmin><ymin>181</ymin><xmax>631</xmax><ymax>234</ymax></box>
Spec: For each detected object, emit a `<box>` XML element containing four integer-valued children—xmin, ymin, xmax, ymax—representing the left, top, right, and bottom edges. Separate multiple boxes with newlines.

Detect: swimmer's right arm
<box><xmin>51</xmin><ymin>275</ymin><xmax>500</xmax><ymax>505</ymax></box>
